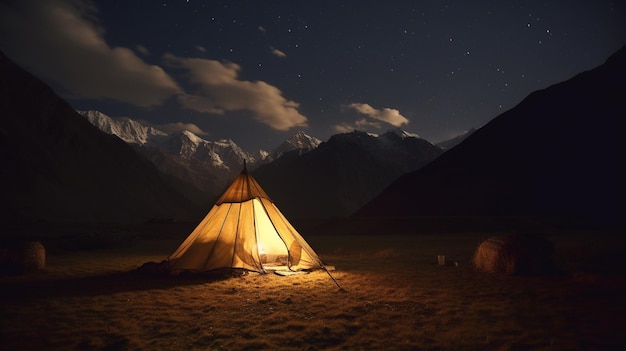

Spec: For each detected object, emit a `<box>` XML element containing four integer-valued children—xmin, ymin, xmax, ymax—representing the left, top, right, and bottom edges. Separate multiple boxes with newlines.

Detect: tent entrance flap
<box><xmin>254</xmin><ymin>198</ymin><xmax>289</xmax><ymax>266</ymax></box>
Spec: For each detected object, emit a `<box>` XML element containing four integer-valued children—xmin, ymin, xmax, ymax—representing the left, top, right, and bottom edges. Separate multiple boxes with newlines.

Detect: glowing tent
<box><xmin>167</xmin><ymin>164</ymin><xmax>326</xmax><ymax>274</ymax></box>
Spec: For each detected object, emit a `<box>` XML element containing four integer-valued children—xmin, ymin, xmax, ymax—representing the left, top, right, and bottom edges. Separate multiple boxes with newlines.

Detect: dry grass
<box><xmin>1</xmin><ymin>228</ymin><xmax>625</xmax><ymax>350</ymax></box>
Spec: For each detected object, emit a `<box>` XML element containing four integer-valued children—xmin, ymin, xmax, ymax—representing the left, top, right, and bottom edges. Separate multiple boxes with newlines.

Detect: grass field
<box><xmin>1</xmin><ymin>222</ymin><xmax>625</xmax><ymax>350</ymax></box>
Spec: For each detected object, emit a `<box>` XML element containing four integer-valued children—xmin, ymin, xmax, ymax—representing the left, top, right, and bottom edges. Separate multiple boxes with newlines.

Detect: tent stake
<box><xmin>322</xmin><ymin>264</ymin><xmax>345</xmax><ymax>292</ymax></box>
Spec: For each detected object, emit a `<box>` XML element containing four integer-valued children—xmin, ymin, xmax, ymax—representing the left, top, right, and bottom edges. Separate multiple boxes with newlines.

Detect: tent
<box><xmin>167</xmin><ymin>164</ymin><xmax>326</xmax><ymax>275</ymax></box>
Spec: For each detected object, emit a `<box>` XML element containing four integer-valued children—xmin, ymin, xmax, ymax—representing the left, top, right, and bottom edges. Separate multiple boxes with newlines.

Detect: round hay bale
<box><xmin>473</xmin><ymin>234</ymin><xmax>554</xmax><ymax>275</ymax></box>
<box><xmin>21</xmin><ymin>241</ymin><xmax>46</xmax><ymax>273</ymax></box>
<box><xmin>473</xmin><ymin>236</ymin><xmax>518</xmax><ymax>274</ymax></box>
<box><xmin>0</xmin><ymin>241</ymin><xmax>46</xmax><ymax>275</ymax></box>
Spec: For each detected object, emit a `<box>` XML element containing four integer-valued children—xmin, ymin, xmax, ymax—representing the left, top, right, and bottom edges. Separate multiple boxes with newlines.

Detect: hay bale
<box><xmin>473</xmin><ymin>234</ymin><xmax>554</xmax><ymax>275</ymax></box>
<box><xmin>22</xmin><ymin>241</ymin><xmax>46</xmax><ymax>273</ymax></box>
<box><xmin>0</xmin><ymin>241</ymin><xmax>46</xmax><ymax>275</ymax></box>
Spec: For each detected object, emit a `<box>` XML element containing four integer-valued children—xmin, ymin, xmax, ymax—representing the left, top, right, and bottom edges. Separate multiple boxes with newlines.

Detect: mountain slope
<box><xmin>253</xmin><ymin>130</ymin><xmax>443</xmax><ymax>219</ymax></box>
<box><xmin>358</xmin><ymin>46</ymin><xmax>626</xmax><ymax>229</ymax></box>
<box><xmin>436</xmin><ymin>128</ymin><xmax>476</xmax><ymax>150</ymax></box>
<box><xmin>0</xmin><ymin>51</ymin><xmax>200</xmax><ymax>223</ymax></box>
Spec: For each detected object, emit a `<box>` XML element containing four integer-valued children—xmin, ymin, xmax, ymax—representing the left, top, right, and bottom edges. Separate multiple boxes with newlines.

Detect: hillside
<box><xmin>358</xmin><ymin>46</ymin><xmax>626</xmax><ymax>229</ymax></box>
<box><xmin>0</xmin><ymin>51</ymin><xmax>200</xmax><ymax>223</ymax></box>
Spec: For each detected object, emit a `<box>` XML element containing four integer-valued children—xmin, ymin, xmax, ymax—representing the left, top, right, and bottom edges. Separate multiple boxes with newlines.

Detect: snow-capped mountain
<box><xmin>79</xmin><ymin>110</ymin><xmax>168</xmax><ymax>145</ymax></box>
<box><xmin>269</xmin><ymin>130</ymin><xmax>322</xmax><ymax>160</ymax></box>
<box><xmin>80</xmin><ymin>109</ymin><xmax>444</xmax><ymax>219</ymax></box>
<box><xmin>382</xmin><ymin>127</ymin><xmax>421</xmax><ymax>139</ymax></box>
<box><xmin>79</xmin><ymin>110</ymin><xmax>260</xmax><ymax>169</ymax></box>
<box><xmin>79</xmin><ymin>110</ymin><xmax>260</xmax><ymax>199</ymax></box>
<box><xmin>80</xmin><ymin>110</ymin><xmax>323</xmax><ymax>202</ymax></box>
<box><xmin>161</xmin><ymin>131</ymin><xmax>250</xmax><ymax>171</ymax></box>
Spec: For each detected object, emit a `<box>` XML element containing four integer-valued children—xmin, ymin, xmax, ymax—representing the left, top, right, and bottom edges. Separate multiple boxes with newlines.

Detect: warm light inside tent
<box><xmin>254</xmin><ymin>199</ymin><xmax>289</xmax><ymax>266</ymax></box>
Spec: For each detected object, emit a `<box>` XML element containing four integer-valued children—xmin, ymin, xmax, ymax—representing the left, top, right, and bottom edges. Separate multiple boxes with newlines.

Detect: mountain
<box><xmin>80</xmin><ymin>110</ymin><xmax>169</xmax><ymax>145</ymax></box>
<box><xmin>79</xmin><ymin>110</ymin><xmax>255</xmax><ymax>200</ymax></box>
<box><xmin>269</xmin><ymin>131</ymin><xmax>321</xmax><ymax>160</ymax></box>
<box><xmin>83</xmin><ymin>108</ymin><xmax>440</xmax><ymax>221</ymax></box>
<box><xmin>79</xmin><ymin>111</ymin><xmax>322</xmax><ymax>201</ymax></box>
<box><xmin>252</xmin><ymin>129</ymin><xmax>443</xmax><ymax>219</ymax></box>
<box><xmin>358</xmin><ymin>46</ymin><xmax>626</xmax><ymax>229</ymax></box>
<box><xmin>0</xmin><ymin>51</ymin><xmax>201</xmax><ymax>223</ymax></box>
<box><xmin>78</xmin><ymin>110</ymin><xmax>257</xmax><ymax>170</ymax></box>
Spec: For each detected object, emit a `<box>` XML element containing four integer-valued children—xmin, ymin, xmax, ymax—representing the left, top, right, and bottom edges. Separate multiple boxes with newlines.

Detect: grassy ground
<box><xmin>1</xmin><ymin>225</ymin><xmax>625</xmax><ymax>350</ymax></box>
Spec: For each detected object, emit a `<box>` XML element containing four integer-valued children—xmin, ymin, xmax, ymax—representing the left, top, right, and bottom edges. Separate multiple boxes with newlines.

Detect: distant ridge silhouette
<box><xmin>0</xmin><ymin>51</ymin><xmax>200</xmax><ymax>223</ymax></box>
<box><xmin>358</xmin><ymin>46</ymin><xmax>626</xmax><ymax>229</ymax></box>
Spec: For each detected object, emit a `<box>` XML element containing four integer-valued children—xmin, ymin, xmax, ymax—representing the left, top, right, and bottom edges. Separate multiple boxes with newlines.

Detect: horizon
<box><xmin>80</xmin><ymin>108</ymin><xmax>459</xmax><ymax>153</ymax></box>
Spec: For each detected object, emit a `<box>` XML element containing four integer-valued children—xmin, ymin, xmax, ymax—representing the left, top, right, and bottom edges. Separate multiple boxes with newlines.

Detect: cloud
<box><xmin>332</xmin><ymin>118</ymin><xmax>382</xmax><ymax>133</ymax></box>
<box><xmin>0</xmin><ymin>0</ymin><xmax>181</xmax><ymax>107</ymax></box>
<box><xmin>160</xmin><ymin>122</ymin><xmax>208</xmax><ymax>136</ymax></box>
<box><xmin>195</xmin><ymin>45</ymin><xmax>206</xmax><ymax>53</ymax></box>
<box><xmin>344</xmin><ymin>103</ymin><xmax>409</xmax><ymax>127</ymax></box>
<box><xmin>271</xmin><ymin>47</ymin><xmax>287</xmax><ymax>58</ymax></box>
<box><xmin>164</xmin><ymin>53</ymin><xmax>308</xmax><ymax>131</ymax></box>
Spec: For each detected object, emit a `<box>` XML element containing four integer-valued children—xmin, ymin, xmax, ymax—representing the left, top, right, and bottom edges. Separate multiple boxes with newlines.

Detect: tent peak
<box><xmin>216</xmin><ymin>165</ymin><xmax>271</xmax><ymax>205</ymax></box>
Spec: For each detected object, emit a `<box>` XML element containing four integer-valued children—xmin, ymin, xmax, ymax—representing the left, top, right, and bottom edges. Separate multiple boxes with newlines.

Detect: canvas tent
<box><xmin>167</xmin><ymin>165</ymin><xmax>325</xmax><ymax>274</ymax></box>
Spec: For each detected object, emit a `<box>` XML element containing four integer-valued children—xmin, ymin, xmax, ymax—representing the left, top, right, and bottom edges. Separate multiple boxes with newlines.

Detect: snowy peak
<box><xmin>78</xmin><ymin>110</ymin><xmax>167</xmax><ymax>145</ymax></box>
<box><xmin>270</xmin><ymin>131</ymin><xmax>321</xmax><ymax>160</ymax></box>
<box><xmin>181</xmin><ymin>130</ymin><xmax>205</xmax><ymax>145</ymax></box>
<box><xmin>384</xmin><ymin>128</ymin><xmax>421</xmax><ymax>139</ymax></box>
<box><xmin>175</xmin><ymin>130</ymin><xmax>206</xmax><ymax>157</ymax></box>
<box><xmin>332</xmin><ymin>129</ymin><xmax>422</xmax><ymax>143</ymax></box>
<box><xmin>284</xmin><ymin>131</ymin><xmax>322</xmax><ymax>150</ymax></box>
<box><xmin>328</xmin><ymin>129</ymin><xmax>423</xmax><ymax>145</ymax></box>
<box><xmin>81</xmin><ymin>110</ymin><xmax>260</xmax><ymax>178</ymax></box>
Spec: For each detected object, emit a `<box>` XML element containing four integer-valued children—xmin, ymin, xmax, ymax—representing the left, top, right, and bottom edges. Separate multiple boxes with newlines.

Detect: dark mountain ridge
<box><xmin>0</xmin><ymin>51</ymin><xmax>201</xmax><ymax>223</ymax></box>
<box><xmin>358</xmin><ymin>46</ymin><xmax>626</xmax><ymax>230</ymax></box>
<box><xmin>253</xmin><ymin>130</ymin><xmax>443</xmax><ymax>219</ymax></box>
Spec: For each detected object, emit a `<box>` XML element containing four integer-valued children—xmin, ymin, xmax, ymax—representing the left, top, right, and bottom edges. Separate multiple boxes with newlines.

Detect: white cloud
<box><xmin>195</xmin><ymin>45</ymin><xmax>206</xmax><ymax>53</ymax></box>
<box><xmin>332</xmin><ymin>118</ymin><xmax>382</xmax><ymax>133</ymax></box>
<box><xmin>334</xmin><ymin>103</ymin><xmax>409</xmax><ymax>133</ymax></box>
<box><xmin>164</xmin><ymin>53</ymin><xmax>308</xmax><ymax>131</ymax></box>
<box><xmin>0</xmin><ymin>0</ymin><xmax>181</xmax><ymax>107</ymax></box>
<box><xmin>270</xmin><ymin>47</ymin><xmax>287</xmax><ymax>58</ymax></box>
<box><xmin>160</xmin><ymin>122</ymin><xmax>208</xmax><ymax>136</ymax></box>
<box><xmin>333</xmin><ymin>123</ymin><xmax>356</xmax><ymax>134</ymax></box>
<box><xmin>344</xmin><ymin>103</ymin><xmax>409</xmax><ymax>127</ymax></box>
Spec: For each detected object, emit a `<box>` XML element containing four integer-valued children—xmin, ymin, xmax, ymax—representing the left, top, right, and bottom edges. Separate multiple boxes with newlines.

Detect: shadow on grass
<box><xmin>0</xmin><ymin>268</ymin><xmax>239</xmax><ymax>300</ymax></box>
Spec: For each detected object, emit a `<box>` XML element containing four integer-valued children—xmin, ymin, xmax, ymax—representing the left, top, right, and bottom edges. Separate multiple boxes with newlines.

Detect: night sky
<box><xmin>1</xmin><ymin>0</ymin><xmax>624</xmax><ymax>151</ymax></box>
